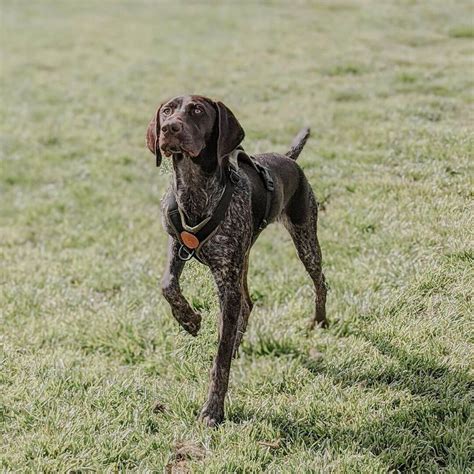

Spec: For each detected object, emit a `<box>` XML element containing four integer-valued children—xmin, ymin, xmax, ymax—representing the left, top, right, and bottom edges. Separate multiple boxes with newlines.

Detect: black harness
<box><xmin>165</xmin><ymin>150</ymin><xmax>274</xmax><ymax>263</ymax></box>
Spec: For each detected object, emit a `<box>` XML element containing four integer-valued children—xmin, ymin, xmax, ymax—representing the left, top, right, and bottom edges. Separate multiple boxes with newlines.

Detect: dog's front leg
<box><xmin>199</xmin><ymin>265</ymin><xmax>242</xmax><ymax>427</ymax></box>
<box><xmin>161</xmin><ymin>238</ymin><xmax>201</xmax><ymax>336</ymax></box>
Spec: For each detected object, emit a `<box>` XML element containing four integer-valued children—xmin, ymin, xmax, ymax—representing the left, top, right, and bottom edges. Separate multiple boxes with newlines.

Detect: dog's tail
<box><xmin>286</xmin><ymin>127</ymin><xmax>310</xmax><ymax>161</ymax></box>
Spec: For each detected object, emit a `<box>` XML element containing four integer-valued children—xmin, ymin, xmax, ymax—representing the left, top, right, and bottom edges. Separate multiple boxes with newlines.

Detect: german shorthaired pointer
<box><xmin>146</xmin><ymin>95</ymin><xmax>327</xmax><ymax>426</ymax></box>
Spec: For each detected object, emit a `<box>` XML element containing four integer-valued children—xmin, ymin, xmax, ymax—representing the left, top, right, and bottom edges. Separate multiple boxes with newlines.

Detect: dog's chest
<box><xmin>160</xmin><ymin>183</ymin><xmax>253</xmax><ymax>266</ymax></box>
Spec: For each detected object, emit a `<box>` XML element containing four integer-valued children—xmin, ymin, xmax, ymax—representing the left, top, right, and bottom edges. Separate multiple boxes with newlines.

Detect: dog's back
<box><xmin>246</xmin><ymin>128</ymin><xmax>313</xmax><ymax>227</ymax></box>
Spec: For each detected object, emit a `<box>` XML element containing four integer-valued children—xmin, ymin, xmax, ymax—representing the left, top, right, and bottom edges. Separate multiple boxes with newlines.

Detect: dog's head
<box><xmin>146</xmin><ymin>95</ymin><xmax>244</xmax><ymax>168</ymax></box>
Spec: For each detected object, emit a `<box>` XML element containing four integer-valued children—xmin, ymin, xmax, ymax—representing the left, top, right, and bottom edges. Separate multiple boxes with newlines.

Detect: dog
<box><xmin>146</xmin><ymin>95</ymin><xmax>327</xmax><ymax>426</ymax></box>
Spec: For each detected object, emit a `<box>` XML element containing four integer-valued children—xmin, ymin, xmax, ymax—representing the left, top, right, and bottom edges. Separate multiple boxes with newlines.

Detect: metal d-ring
<box><xmin>178</xmin><ymin>245</ymin><xmax>195</xmax><ymax>261</ymax></box>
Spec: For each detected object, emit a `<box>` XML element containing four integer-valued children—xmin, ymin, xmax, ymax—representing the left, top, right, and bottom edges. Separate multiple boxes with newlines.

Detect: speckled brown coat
<box><xmin>147</xmin><ymin>95</ymin><xmax>327</xmax><ymax>426</ymax></box>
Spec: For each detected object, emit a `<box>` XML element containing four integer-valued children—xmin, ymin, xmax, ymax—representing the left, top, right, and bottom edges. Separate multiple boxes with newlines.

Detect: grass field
<box><xmin>1</xmin><ymin>1</ymin><xmax>473</xmax><ymax>471</ymax></box>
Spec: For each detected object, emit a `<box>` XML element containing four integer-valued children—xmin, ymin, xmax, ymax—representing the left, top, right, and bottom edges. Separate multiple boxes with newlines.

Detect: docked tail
<box><xmin>286</xmin><ymin>127</ymin><xmax>310</xmax><ymax>161</ymax></box>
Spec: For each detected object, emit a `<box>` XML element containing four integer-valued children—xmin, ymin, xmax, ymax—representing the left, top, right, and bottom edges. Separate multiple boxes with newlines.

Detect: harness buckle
<box><xmin>178</xmin><ymin>245</ymin><xmax>195</xmax><ymax>261</ymax></box>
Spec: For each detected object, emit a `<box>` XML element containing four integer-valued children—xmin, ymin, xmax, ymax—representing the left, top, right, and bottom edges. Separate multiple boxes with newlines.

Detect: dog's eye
<box><xmin>162</xmin><ymin>107</ymin><xmax>172</xmax><ymax>116</ymax></box>
<box><xmin>193</xmin><ymin>106</ymin><xmax>203</xmax><ymax>115</ymax></box>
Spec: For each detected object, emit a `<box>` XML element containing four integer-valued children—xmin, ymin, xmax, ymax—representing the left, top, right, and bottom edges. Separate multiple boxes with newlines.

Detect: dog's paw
<box><xmin>181</xmin><ymin>313</ymin><xmax>201</xmax><ymax>336</ymax></box>
<box><xmin>173</xmin><ymin>310</ymin><xmax>202</xmax><ymax>336</ymax></box>
<box><xmin>308</xmin><ymin>317</ymin><xmax>328</xmax><ymax>331</ymax></box>
<box><xmin>198</xmin><ymin>404</ymin><xmax>223</xmax><ymax>428</ymax></box>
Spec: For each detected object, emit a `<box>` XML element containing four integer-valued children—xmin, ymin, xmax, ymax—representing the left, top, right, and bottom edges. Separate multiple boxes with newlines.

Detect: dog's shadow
<box><xmin>229</xmin><ymin>333</ymin><xmax>472</xmax><ymax>470</ymax></box>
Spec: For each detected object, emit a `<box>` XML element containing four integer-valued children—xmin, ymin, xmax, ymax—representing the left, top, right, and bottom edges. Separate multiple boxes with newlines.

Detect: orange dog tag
<box><xmin>180</xmin><ymin>231</ymin><xmax>200</xmax><ymax>249</ymax></box>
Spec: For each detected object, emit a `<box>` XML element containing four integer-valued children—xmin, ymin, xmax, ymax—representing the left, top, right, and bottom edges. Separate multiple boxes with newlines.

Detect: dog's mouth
<box><xmin>168</xmin><ymin>145</ymin><xmax>181</xmax><ymax>155</ymax></box>
<box><xmin>160</xmin><ymin>142</ymin><xmax>181</xmax><ymax>157</ymax></box>
<box><xmin>160</xmin><ymin>139</ymin><xmax>201</xmax><ymax>158</ymax></box>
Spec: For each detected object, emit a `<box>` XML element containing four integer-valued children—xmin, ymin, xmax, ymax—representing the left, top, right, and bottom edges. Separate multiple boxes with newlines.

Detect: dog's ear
<box><xmin>214</xmin><ymin>101</ymin><xmax>245</xmax><ymax>166</ymax></box>
<box><xmin>146</xmin><ymin>106</ymin><xmax>162</xmax><ymax>167</ymax></box>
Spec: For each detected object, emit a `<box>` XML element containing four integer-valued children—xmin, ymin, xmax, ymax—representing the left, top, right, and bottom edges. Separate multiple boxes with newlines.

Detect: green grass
<box><xmin>1</xmin><ymin>0</ymin><xmax>473</xmax><ymax>471</ymax></box>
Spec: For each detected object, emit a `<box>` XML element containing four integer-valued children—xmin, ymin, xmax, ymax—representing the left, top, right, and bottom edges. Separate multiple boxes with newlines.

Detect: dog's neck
<box><xmin>171</xmin><ymin>152</ymin><xmax>224</xmax><ymax>226</ymax></box>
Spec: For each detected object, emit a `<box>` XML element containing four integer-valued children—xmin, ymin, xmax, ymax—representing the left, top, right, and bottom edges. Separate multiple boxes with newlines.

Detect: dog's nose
<box><xmin>161</xmin><ymin>121</ymin><xmax>182</xmax><ymax>135</ymax></box>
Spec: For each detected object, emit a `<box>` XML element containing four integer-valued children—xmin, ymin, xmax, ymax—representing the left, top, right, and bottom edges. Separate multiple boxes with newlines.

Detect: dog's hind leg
<box><xmin>161</xmin><ymin>238</ymin><xmax>202</xmax><ymax>336</ymax></box>
<box><xmin>283</xmin><ymin>188</ymin><xmax>328</xmax><ymax>329</ymax></box>
<box><xmin>233</xmin><ymin>253</ymin><xmax>253</xmax><ymax>358</ymax></box>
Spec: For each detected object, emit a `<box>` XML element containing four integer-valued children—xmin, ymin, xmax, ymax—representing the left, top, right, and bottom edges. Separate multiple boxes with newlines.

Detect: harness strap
<box><xmin>253</xmin><ymin>161</ymin><xmax>274</xmax><ymax>231</ymax></box>
<box><xmin>231</xmin><ymin>148</ymin><xmax>274</xmax><ymax>231</ymax></box>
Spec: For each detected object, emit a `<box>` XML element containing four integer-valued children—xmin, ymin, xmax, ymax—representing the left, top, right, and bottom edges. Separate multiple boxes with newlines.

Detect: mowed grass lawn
<box><xmin>1</xmin><ymin>1</ymin><xmax>473</xmax><ymax>471</ymax></box>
